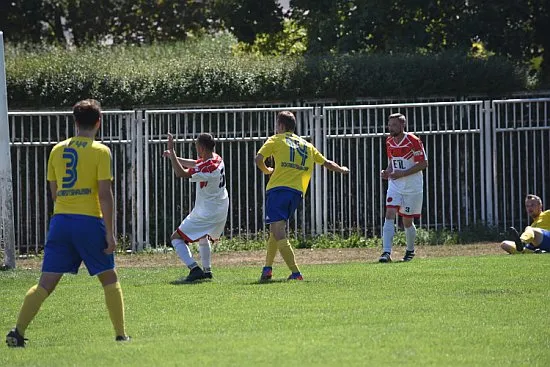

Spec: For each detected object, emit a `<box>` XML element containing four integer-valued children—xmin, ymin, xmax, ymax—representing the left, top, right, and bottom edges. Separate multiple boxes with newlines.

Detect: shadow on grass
<box><xmin>169</xmin><ymin>278</ymin><xmax>213</xmax><ymax>286</ymax></box>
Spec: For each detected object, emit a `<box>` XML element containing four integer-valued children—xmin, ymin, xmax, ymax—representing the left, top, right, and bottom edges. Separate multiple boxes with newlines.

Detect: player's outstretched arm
<box><xmin>255</xmin><ymin>154</ymin><xmax>274</xmax><ymax>175</ymax></box>
<box><xmin>323</xmin><ymin>160</ymin><xmax>349</xmax><ymax>174</ymax></box>
<box><xmin>162</xmin><ymin>150</ymin><xmax>197</xmax><ymax>168</ymax></box>
<box><xmin>176</xmin><ymin>157</ymin><xmax>198</xmax><ymax>168</ymax></box>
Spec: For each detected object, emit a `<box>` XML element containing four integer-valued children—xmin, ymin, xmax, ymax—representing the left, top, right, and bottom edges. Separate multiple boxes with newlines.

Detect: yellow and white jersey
<box><xmin>532</xmin><ymin>210</ymin><xmax>550</xmax><ymax>230</ymax></box>
<box><xmin>47</xmin><ymin>137</ymin><xmax>112</xmax><ymax>218</ymax></box>
<box><xmin>258</xmin><ymin>132</ymin><xmax>326</xmax><ymax>194</ymax></box>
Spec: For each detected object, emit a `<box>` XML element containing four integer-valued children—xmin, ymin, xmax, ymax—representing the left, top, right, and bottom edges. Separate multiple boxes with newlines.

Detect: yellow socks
<box><xmin>520</xmin><ymin>226</ymin><xmax>535</xmax><ymax>243</ymax></box>
<box><xmin>104</xmin><ymin>282</ymin><xmax>126</xmax><ymax>337</ymax></box>
<box><xmin>265</xmin><ymin>235</ymin><xmax>278</xmax><ymax>267</ymax></box>
<box><xmin>276</xmin><ymin>239</ymin><xmax>300</xmax><ymax>273</ymax></box>
<box><xmin>16</xmin><ymin>285</ymin><xmax>49</xmax><ymax>335</ymax></box>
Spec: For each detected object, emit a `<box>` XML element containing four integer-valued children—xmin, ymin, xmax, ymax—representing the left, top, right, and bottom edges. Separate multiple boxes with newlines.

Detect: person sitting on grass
<box><xmin>501</xmin><ymin>194</ymin><xmax>550</xmax><ymax>254</ymax></box>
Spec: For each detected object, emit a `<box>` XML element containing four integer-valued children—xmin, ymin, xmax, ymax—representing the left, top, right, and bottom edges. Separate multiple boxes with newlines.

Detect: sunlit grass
<box><xmin>2</xmin><ymin>254</ymin><xmax>549</xmax><ymax>366</ymax></box>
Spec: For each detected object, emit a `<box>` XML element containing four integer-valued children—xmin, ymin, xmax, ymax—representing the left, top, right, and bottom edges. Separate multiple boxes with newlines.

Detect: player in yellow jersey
<box><xmin>6</xmin><ymin>99</ymin><xmax>130</xmax><ymax>348</ymax></box>
<box><xmin>255</xmin><ymin>111</ymin><xmax>349</xmax><ymax>281</ymax></box>
<box><xmin>501</xmin><ymin>194</ymin><xmax>550</xmax><ymax>254</ymax></box>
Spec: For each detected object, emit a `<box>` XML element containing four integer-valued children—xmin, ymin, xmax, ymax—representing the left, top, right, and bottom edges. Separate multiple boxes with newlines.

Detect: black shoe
<box><xmin>185</xmin><ymin>266</ymin><xmax>206</xmax><ymax>282</ymax></box>
<box><xmin>402</xmin><ymin>250</ymin><xmax>415</xmax><ymax>262</ymax></box>
<box><xmin>115</xmin><ymin>335</ymin><xmax>131</xmax><ymax>342</ymax></box>
<box><xmin>379</xmin><ymin>252</ymin><xmax>392</xmax><ymax>263</ymax></box>
<box><xmin>509</xmin><ymin>227</ymin><xmax>524</xmax><ymax>252</ymax></box>
<box><xmin>6</xmin><ymin>328</ymin><xmax>27</xmax><ymax>348</ymax></box>
<box><xmin>204</xmin><ymin>271</ymin><xmax>213</xmax><ymax>279</ymax></box>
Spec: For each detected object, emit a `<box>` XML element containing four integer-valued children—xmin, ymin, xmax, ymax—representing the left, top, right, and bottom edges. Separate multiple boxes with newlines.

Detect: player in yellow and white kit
<box><xmin>255</xmin><ymin>111</ymin><xmax>349</xmax><ymax>281</ymax></box>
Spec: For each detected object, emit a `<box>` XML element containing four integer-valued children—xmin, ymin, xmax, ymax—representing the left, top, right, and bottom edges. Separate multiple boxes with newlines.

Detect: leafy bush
<box><xmin>5</xmin><ymin>37</ymin><xmax>527</xmax><ymax>109</ymax></box>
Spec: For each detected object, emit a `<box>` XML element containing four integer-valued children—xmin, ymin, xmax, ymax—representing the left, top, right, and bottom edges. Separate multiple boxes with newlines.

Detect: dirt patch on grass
<box><xmin>12</xmin><ymin>243</ymin><xmax>505</xmax><ymax>270</ymax></box>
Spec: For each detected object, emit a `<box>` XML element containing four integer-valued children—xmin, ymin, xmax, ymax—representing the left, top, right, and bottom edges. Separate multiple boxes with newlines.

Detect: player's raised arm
<box><xmin>166</xmin><ymin>133</ymin><xmax>192</xmax><ymax>178</ymax></box>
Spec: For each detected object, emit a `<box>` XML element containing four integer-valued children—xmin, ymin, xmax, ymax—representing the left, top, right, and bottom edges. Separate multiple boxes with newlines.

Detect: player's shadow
<box><xmin>169</xmin><ymin>279</ymin><xmax>212</xmax><ymax>286</ymax></box>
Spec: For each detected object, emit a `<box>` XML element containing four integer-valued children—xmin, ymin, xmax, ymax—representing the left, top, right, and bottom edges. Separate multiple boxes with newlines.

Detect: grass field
<box><xmin>2</xmin><ymin>253</ymin><xmax>550</xmax><ymax>366</ymax></box>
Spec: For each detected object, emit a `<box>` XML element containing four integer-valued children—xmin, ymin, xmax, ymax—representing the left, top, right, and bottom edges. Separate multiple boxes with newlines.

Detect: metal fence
<box><xmin>4</xmin><ymin>98</ymin><xmax>550</xmax><ymax>253</ymax></box>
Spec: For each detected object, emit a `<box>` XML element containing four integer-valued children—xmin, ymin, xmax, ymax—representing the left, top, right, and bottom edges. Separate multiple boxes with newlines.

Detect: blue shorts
<box><xmin>539</xmin><ymin>229</ymin><xmax>550</xmax><ymax>252</ymax></box>
<box><xmin>265</xmin><ymin>188</ymin><xmax>302</xmax><ymax>224</ymax></box>
<box><xmin>42</xmin><ymin>214</ymin><xmax>115</xmax><ymax>276</ymax></box>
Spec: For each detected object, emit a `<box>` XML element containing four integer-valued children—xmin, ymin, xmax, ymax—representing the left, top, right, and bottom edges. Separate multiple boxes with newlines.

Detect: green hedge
<box><xmin>5</xmin><ymin>41</ymin><xmax>527</xmax><ymax>109</ymax></box>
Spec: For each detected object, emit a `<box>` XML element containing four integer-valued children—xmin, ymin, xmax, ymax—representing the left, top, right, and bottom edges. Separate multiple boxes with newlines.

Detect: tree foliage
<box><xmin>289</xmin><ymin>0</ymin><xmax>550</xmax><ymax>83</ymax></box>
<box><xmin>0</xmin><ymin>0</ymin><xmax>212</xmax><ymax>46</ymax></box>
<box><xmin>0</xmin><ymin>0</ymin><xmax>548</xmax><ymax>84</ymax></box>
<box><xmin>210</xmin><ymin>0</ymin><xmax>284</xmax><ymax>44</ymax></box>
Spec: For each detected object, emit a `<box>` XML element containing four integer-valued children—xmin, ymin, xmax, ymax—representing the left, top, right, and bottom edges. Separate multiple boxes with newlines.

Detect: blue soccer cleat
<box><xmin>260</xmin><ymin>266</ymin><xmax>273</xmax><ymax>282</ymax></box>
<box><xmin>287</xmin><ymin>272</ymin><xmax>303</xmax><ymax>280</ymax></box>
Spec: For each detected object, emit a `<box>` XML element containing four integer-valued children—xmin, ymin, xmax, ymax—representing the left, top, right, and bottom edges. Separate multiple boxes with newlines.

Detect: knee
<box><xmin>37</xmin><ymin>282</ymin><xmax>56</xmax><ymax>295</ymax></box>
<box><xmin>38</xmin><ymin>274</ymin><xmax>62</xmax><ymax>294</ymax></box>
<box><xmin>500</xmin><ymin>241</ymin><xmax>515</xmax><ymax>254</ymax></box>
<box><xmin>403</xmin><ymin>220</ymin><xmax>414</xmax><ymax>229</ymax></box>
<box><xmin>98</xmin><ymin>269</ymin><xmax>119</xmax><ymax>287</ymax></box>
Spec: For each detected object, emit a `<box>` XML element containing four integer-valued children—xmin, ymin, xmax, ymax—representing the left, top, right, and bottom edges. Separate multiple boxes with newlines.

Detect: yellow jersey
<box><xmin>47</xmin><ymin>137</ymin><xmax>113</xmax><ymax>217</ymax></box>
<box><xmin>532</xmin><ymin>210</ymin><xmax>550</xmax><ymax>230</ymax></box>
<box><xmin>258</xmin><ymin>132</ymin><xmax>326</xmax><ymax>194</ymax></box>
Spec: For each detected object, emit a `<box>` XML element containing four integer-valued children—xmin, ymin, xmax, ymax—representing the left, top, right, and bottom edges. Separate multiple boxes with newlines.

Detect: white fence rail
<box><xmin>5</xmin><ymin>98</ymin><xmax>550</xmax><ymax>253</ymax></box>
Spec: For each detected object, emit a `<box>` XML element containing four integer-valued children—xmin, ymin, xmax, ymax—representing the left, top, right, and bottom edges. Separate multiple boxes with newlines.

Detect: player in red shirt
<box><xmin>379</xmin><ymin>113</ymin><xmax>428</xmax><ymax>262</ymax></box>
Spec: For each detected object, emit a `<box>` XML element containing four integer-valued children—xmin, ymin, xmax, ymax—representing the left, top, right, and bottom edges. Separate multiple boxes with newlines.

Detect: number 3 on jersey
<box><xmin>219</xmin><ymin>167</ymin><xmax>226</xmax><ymax>188</ymax></box>
<box><xmin>62</xmin><ymin>148</ymin><xmax>78</xmax><ymax>188</ymax></box>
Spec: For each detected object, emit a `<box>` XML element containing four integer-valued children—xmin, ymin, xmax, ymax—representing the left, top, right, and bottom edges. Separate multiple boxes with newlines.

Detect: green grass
<box><xmin>2</xmin><ymin>254</ymin><xmax>550</xmax><ymax>366</ymax></box>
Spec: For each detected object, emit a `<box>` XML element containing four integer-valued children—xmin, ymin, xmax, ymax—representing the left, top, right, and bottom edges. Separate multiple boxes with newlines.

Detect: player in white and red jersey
<box><xmin>164</xmin><ymin>133</ymin><xmax>229</xmax><ymax>282</ymax></box>
<box><xmin>379</xmin><ymin>113</ymin><xmax>428</xmax><ymax>263</ymax></box>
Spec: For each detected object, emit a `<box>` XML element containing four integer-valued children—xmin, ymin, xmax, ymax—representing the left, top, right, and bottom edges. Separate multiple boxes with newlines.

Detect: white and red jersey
<box><xmin>188</xmin><ymin>153</ymin><xmax>229</xmax><ymax>219</ymax></box>
<box><xmin>386</xmin><ymin>133</ymin><xmax>427</xmax><ymax>194</ymax></box>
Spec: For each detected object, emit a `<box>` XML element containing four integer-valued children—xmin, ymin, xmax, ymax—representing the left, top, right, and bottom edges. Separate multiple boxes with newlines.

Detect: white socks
<box><xmin>382</xmin><ymin>219</ymin><xmax>395</xmax><ymax>253</ymax></box>
<box><xmin>172</xmin><ymin>238</ymin><xmax>197</xmax><ymax>268</ymax></box>
<box><xmin>198</xmin><ymin>238</ymin><xmax>212</xmax><ymax>272</ymax></box>
<box><xmin>405</xmin><ymin>224</ymin><xmax>416</xmax><ymax>252</ymax></box>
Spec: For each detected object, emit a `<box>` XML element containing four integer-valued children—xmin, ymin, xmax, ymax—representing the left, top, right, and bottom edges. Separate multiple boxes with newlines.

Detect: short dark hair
<box><xmin>388</xmin><ymin>113</ymin><xmax>407</xmax><ymax>124</ymax></box>
<box><xmin>277</xmin><ymin>111</ymin><xmax>296</xmax><ymax>132</ymax></box>
<box><xmin>196</xmin><ymin>133</ymin><xmax>216</xmax><ymax>151</ymax></box>
<box><xmin>525</xmin><ymin>194</ymin><xmax>542</xmax><ymax>206</ymax></box>
<box><xmin>73</xmin><ymin>99</ymin><xmax>101</xmax><ymax>130</ymax></box>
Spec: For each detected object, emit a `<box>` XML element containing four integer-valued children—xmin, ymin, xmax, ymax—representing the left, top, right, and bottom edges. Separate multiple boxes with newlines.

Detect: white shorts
<box><xmin>177</xmin><ymin>202</ymin><xmax>229</xmax><ymax>242</ymax></box>
<box><xmin>385</xmin><ymin>187</ymin><xmax>423</xmax><ymax>218</ymax></box>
